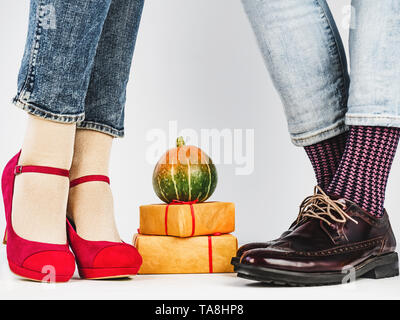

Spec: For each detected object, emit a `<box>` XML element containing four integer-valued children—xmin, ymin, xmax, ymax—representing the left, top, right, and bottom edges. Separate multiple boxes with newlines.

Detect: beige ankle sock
<box><xmin>12</xmin><ymin>115</ymin><xmax>76</xmax><ymax>244</ymax></box>
<box><xmin>67</xmin><ymin>129</ymin><xmax>121</xmax><ymax>242</ymax></box>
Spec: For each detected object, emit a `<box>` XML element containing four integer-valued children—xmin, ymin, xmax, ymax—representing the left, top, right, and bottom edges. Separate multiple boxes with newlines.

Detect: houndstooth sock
<box><xmin>304</xmin><ymin>132</ymin><xmax>348</xmax><ymax>191</ymax></box>
<box><xmin>327</xmin><ymin>126</ymin><xmax>400</xmax><ymax>217</ymax></box>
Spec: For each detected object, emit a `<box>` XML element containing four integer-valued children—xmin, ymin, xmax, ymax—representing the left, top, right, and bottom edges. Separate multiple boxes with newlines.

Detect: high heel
<box><xmin>1</xmin><ymin>151</ymin><xmax>75</xmax><ymax>282</ymax></box>
<box><xmin>67</xmin><ymin>175</ymin><xmax>142</xmax><ymax>279</ymax></box>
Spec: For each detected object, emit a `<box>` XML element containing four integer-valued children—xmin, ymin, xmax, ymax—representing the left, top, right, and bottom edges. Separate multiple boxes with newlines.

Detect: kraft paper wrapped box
<box><xmin>139</xmin><ymin>201</ymin><xmax>235</xmax><ymax>237</ymax></box>
<box><xmin>133</xmin><ymin>234</ymin><xmax>237</xmax><ymax>274</ymax></box>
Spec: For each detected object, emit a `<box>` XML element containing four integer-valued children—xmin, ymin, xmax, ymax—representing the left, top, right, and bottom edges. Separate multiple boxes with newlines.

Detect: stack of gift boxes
<box><xmin>133</xmin><ymin>201</ymin><xmax>237</xmax><ymax>274</ymax></box>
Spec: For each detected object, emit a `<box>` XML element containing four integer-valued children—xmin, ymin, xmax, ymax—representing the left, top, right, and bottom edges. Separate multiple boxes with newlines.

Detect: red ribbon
<box><xmin>207</xmin><ymin>233</ymin><xmax>223</xmax><ymax>273</ymax></box>
<box><xmin>164</xmin><ymin>200</ymin><xmax>222</xmax><ymax>273</ymax></box>
<box><xmin>208</xmin><ymin>236</ymin><xmax>213</xmax><ymax>273</ymax></box>
<box><xmin>165</xmin><ymin>200</ymin><xmax>198</xmax><ymax>236</ymax></box>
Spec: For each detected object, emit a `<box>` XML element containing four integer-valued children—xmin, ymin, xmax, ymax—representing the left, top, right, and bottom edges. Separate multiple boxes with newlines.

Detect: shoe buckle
<box><xmin>14</xmin><ymin>166</ymin><xmax>23</xmax><ymax>175</ymax></box>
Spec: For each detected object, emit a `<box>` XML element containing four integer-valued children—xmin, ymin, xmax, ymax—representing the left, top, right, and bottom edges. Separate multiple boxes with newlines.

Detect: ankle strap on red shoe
<box><xmin>69</xmin><ymin>175</ymin><xmax>110</xmax><ymax>188</ymax></box>
<box><xmin>14</xmin><ymin>165</ymin><xmax>69</xmax><ymax>177</ymax></box>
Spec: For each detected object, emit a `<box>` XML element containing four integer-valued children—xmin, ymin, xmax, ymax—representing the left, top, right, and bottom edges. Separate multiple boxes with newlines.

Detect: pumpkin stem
<box><xmin>176</xmin><ymin>136</ymin><xmax>186</xmax><ymax>147</ymax></box>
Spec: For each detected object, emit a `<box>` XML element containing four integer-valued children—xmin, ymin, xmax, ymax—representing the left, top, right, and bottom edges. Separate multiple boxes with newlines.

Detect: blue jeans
<box><xmin>13</xmin><ymin>0</ymin><xmax>144</xmax><ymax>138</ymax></box>
<box><xmin>242</xmin><ymin>0</ymin><xmax>400</xmax><ymax>146</ymax></box>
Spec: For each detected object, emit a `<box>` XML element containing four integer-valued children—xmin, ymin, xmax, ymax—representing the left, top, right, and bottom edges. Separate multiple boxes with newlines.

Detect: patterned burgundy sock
<box><xmin>327</xmin><ymin>126</ymin><xmax>400</xmax><ymax>217</ymax></box>
<box><xmin>304</xmin><ymin>132</ymin><xmax>348</xmax><ymax>191</ymax></box>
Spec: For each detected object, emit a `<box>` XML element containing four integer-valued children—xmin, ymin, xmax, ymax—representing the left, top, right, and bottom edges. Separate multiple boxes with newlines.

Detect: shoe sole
<box><xmin>84</xmin><ymin>275</ymin><xmax>134</xmax><ymax>280</ymax></box>
<box><xmin>8</xmin><ymin>260</ymin><xmax>73</xmax><ymax>283</ymax></box>
<box><xmin>79</xmin><ymin>267</ymin><xmax>140</xmax><ymax>280</ymax></box>
<box><xmin>235</xmin><ymin>252</ymin><xmax>399</xmax><ymax>287</ymax></box>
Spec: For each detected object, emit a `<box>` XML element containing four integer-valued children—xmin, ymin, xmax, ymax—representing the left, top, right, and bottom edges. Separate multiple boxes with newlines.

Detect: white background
<box><xmin>0</xmin><ymin>0</ymin><xmax>399</xmax><ymax>299</ymax></box>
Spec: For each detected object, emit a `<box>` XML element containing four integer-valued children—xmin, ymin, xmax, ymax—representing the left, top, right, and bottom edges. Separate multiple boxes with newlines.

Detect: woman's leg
<box><xmin>78</xmin><ymin>0</ymin><xmax>145</xmax><ymax>137</ymax></box>
<box><xmin>327</xmin><ymin>0</ymin><xmax>400</xmax><ymax>217</ymax></box>
<box><xmin>12</xmin><ymin>116</ymin><xmax>75</xmax><ymax>244</ymax></box>
<box><xmin>10</xmin><ymin>0</ymin><xmax>114</xmax><ymax>242</ymax></box>
<box><xmin>68</xmin><ymin>130</ymin><xmax>119</xmax><ymax>241</ymax></box>
<box><xmin>241</xmin><ymin>0</ymin><xmax>349</xmax><ymax>190</ymax></box>
<box><xmin>67</xmin><ymin>0</ymin><xmax>144</xmax><ymax>241</ymax></box>
<box><xmin>14</xmin><ymin>0</ymin><xmax>114</xmax><ymax>121</ymax></box>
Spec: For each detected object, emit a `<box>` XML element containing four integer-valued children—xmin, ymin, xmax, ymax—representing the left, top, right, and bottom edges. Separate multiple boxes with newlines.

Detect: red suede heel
<box><xmin>1</xmin><ymin>152</ymin><xmax>75</xmax><ymax>282</ymax></box>
<box><xmin>67</xmin><ymin>175</ymin><xmax>142</xmax><ymax>279</ymax></box>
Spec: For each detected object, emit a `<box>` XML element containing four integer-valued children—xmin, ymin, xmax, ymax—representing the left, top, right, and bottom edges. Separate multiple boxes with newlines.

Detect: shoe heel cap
<box><xmin>2</xmin><ymin>230</ymin><xmax>7</xmax><ymax>245</ymax></box>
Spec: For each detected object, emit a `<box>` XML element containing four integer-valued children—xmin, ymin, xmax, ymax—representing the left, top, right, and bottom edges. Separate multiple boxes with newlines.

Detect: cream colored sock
<box><xmin>12</xmin><ymin>115</ymin><xmax>76</xmax><ymax>244</ymax></box>
<box><xmin>67</xmin><ymin>129</ymin><xmax>121</xmax><ymax>242</ymax></box>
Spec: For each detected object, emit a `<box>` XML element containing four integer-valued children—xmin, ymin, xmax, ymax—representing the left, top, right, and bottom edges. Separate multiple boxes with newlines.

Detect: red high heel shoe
<box><xmin>67</xmin><ymin>175</ymin><xmax>142</xmax><ymax>279</ymax></box>
<box><xmin>2</xmin><ymin>152</ymin><xmax>75</xmax><ymax>282</ymax></box>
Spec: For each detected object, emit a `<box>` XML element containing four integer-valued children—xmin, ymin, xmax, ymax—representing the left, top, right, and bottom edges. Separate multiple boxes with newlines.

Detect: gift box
<box><xmin>133</xmin><ymin>233</ymin><xmax>237</xmax><ymax>274</ymax></box>
<box><xmin>139</xmin><ymin>201</ymin><xmax>235</xmax><ymax>238</ymax></box>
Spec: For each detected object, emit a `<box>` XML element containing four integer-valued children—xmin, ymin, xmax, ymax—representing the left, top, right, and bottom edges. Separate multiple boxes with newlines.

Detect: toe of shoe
<box><xmin>237</xmin><ymin>242</ymin><xmax>272</xmax><ymax>258</ymax></box>
<box><xmin>240</xmin><ymin>249</ymin><xmax>266</xmax><ymax>266</ymax></box>
<box><xmin>93</xmin><ymin>244</ymin><xmax>143</xmax><ymax>269</ymax></box>
<box><xmin>240</xmin><ymin>248</ymin><xmax>317</xmax><ymax>272</ymax></box>
<box><xmin>22</xmin><ymin>250</ymin><xmax>75</xmax><ymax>281</ymax></box>
<box><xmin>240</xmin><ymin>248</ymin><xmax>288</xmax><ymax>269</ymax></box>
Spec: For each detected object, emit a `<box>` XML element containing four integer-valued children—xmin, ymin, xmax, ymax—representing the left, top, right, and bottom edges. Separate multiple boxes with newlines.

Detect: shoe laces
<box><xmin>296</xmin><ymin>186</ymin><xmax>358</xmax><ymax>227</ymax></box>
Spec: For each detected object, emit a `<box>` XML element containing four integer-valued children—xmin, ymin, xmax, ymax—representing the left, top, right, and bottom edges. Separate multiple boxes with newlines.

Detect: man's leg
<box><xmin>327</xmin><ymin>126</ymin><xmax>400</xmax><ymax>217</ymax></box>
<box><xmin>329</xmin><ymin>0</ymin><xmax>400</xmax><ymax>217</ymax></box>
<box><xmin>235</xmin><ymin>0</ymin><xmax>349</xmax><ymax>261</ymax></box>
<box><xmin>304</xmin><ymin>132</ymin><xmax>348</xmax><ymax>190</ymax></box>
<box><xmin>236</xmin><ymin>0</ymin><xmax>400</xmax><ymax>285</ymax></box>
<box><xmin>242</xmin><ymin>0</ymin><xmax>349</xmax><ymax>187</ymax></box>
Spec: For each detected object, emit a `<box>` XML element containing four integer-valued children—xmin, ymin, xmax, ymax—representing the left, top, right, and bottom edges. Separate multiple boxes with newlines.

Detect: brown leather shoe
<box><xmin>236</xmin><ymin>186</ymin><xmax>399</xmax><ymax>286</ymax></box>
<box><xmin>231</xmin><ymin>231</ymin><xmax>292</xmax><ymax>267</ymax></box>
<box><xmin>231</xmin><ymin>193</ymin><xmax>317</xmax><ymax>267</ymax></box>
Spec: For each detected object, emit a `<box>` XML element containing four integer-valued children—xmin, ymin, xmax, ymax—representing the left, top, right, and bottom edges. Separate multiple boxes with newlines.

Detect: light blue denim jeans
<box><xmin>13</xmin><ymin>0</ymin><xmax>144</xmax><ymax>137</ymax></box>
<box><xmin>242</xmin><ymin>0</ymin><xmax>400</xmax><ymax>146</ymax></box>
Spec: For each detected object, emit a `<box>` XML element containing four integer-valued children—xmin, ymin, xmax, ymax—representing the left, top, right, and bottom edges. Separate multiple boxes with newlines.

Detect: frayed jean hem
<box><xmin>13</xmin><ymin>97</ymin><xmax>123</xmax><ymax>138</ymax></box>
<box><xmin>290</xmin><ymin>120</ymin><xmax>349</xmax><ymax>147</ymax></box>
<box><xmin>346</xmin><ymin>113</ymin><xmax>400</xmax><ymax>128</ymax></box>
<box><xmin>13</xmin><ymin>97</ymin><xmax>85</xmax><ymax>123</ymax></box>
<box><xmin>76</xmin><ymin>121</ymin><xmax>124</xmax><ymax>138</ymax></box>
